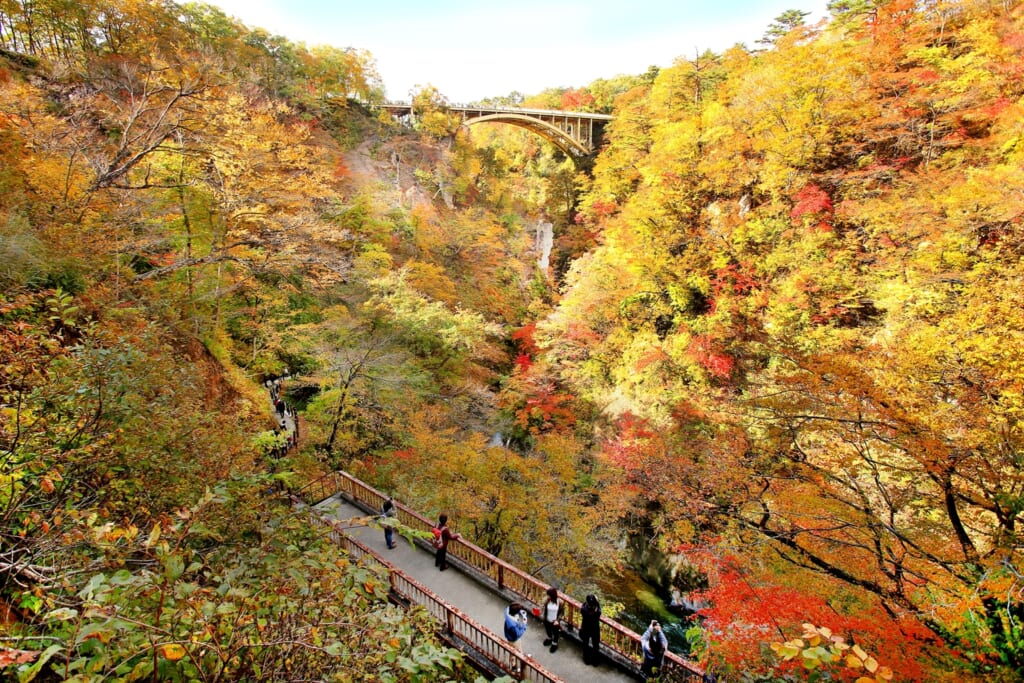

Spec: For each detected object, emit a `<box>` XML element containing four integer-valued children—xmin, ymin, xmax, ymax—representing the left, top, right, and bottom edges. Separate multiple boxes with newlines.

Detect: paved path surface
<box><xmin>317</xmin><ymin>495</ymin><xmax>636</xmax><ymax>682</ymax></box>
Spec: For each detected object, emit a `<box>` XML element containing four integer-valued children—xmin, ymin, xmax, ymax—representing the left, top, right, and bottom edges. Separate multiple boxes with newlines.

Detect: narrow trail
<box><xmin>265</xmin><ymin>376</ymin><xmax>298</xmax><ymax>457</ymax></box>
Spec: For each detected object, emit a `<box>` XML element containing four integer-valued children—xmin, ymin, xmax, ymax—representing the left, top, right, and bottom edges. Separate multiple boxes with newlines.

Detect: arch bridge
<box><xmin>381</xmin><ymin>103</ymin><xmax>613</xmax><ymax>158</ymax></box>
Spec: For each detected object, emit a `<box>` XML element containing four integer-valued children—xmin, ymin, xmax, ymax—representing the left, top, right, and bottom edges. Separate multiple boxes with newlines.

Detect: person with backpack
<box><xmin>541</xmin><ymin>586</ymin><xmax>564</xmax><ymax>653</ymax></box>
<box><xmin>432</xmin><ymin>513</ymin><xmax>460</xmax><ymax>571</ymax></box>
<box><xmin>580</xmin><ymin>593</ymin><xmax>602</xmax><ymax>665</ymax></box>
<box><xmin>641</xmin><ymin>620</ymin><xmax>668</xmax><ymax>681</ymax></box>
<box><xmin>381</xmin><ymin>497</ymin><xmax>397</xmax><ymax>549</ymax></box>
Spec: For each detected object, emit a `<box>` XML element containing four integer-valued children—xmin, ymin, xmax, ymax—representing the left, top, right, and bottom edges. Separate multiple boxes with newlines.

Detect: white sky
<box><xmin>207</xmin><ymin>0</ymin><xmax>830</xmax><ymax>102</ymax></box>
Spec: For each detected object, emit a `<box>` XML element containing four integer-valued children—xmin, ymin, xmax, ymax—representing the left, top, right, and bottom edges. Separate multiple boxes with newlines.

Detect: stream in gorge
<box><xmin>591</xmin><ymin>555</ymin><xmax>697</xmax><ymax>655</ymax></box>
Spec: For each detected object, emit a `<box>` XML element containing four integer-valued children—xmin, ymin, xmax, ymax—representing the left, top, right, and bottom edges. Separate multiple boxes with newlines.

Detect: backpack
<box><xmin>431</xmin><ymin>526</ymin><xmax>444</xmax><ymax>549</ymax></box>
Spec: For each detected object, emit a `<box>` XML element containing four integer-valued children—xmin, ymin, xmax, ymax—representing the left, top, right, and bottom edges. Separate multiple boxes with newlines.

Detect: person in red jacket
<box><xmin>432</xmin><ymin>513</ymin><xmax>460</xmax><ymax>571</ymax></box>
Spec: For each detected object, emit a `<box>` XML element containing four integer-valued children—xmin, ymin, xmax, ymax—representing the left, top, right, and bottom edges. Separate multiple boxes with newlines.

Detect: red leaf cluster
<box><xmin>604</xmin><ymin>413</ymin><xmax>661</xmax><ymax>472</ymax></box>
<box><xmin>711</xmin><ymin>263</ymin><xmax>759</xmax><ymax>296</ymax></box>
<box><xmin>689</xmin><ymin>335</ymin><xmax>734</xmax><ymax>379</ymax></box>
<box><xmin>561</xmin><ymin>89</ymin><xmax>595</xmax><ymax>111</ymax></box>
<box><xmin>513</xmin><ymin>353</ymin><xmax>533</xmax><ymax>372</ymax></box>
<box><xmin>517</xmin><ymin>383</ymin><xmax>576</xmax><ymax>433</ymax></box>
<box><xmin>510</xmin><ymin>321</ymin><xmax>539</xmax><ymax>356</ymax></box>
<box><xmin>790</xmin><ymin>183</ymin><xmax>834</xmax><ymax>221</ymax></box>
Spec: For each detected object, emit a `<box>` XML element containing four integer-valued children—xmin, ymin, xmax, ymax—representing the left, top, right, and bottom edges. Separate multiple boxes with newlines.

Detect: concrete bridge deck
<box><xmin>316</xmin><ymin>495</ymin><xmax>635</xmax><ymax>682</ymax></box>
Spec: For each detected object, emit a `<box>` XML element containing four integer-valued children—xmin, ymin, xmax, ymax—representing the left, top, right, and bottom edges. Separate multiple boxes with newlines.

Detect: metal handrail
<box><xmin>304</xmin><ymin>505</ymin><xmax>562</xmax><ymax>682</ymax></box>
<box><xmin>299</xmin><ymin>470</ymin><xmax>706</xmax><ymax>682</ymax></box>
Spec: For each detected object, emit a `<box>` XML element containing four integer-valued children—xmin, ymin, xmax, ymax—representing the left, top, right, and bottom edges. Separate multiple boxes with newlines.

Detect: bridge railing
<box><xmin>304</xmin><ymin>501</ymin><xmax>562</xmax><ymax>683</ymax></box>
<box><xmin>298</xmin><ymin>471</ymin><xmax>706</xmax><ymax>682</ymax></box>
<box><xmin>381</xmin><ymin>101</ymin><xmax>614</xmax><ymax>120</ymax></box>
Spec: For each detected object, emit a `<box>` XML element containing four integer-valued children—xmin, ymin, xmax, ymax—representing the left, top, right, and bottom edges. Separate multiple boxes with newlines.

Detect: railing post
<box><xmin>498</xmin><ymin>564</ymin><xmax>504</xmax><ymax>590</ymax></box>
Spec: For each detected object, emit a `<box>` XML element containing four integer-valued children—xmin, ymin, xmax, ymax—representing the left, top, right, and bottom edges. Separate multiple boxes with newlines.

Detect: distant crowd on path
<box><xmin>265</xmin><ymin>374</ymin><xmax>298</xmax><ymax>458</ymax></box>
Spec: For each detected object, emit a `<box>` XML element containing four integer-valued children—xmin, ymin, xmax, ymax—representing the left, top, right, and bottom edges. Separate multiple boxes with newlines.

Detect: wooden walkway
<box><xmin>274</xmin><ymin>385</ymin><xmax>704</xmax><ymax>681</ymax></box>
<box><xmin>318</xmin><ymin>495</ymin><xmax>631</xmax><ymax>682</ymax></box>
<box><xmin>298</xmin><ymin>471</ymin><xmax>705</xmax><ymax>682</ymax></box>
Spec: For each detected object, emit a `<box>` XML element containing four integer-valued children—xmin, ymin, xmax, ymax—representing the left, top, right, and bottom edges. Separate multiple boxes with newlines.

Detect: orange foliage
<box><xmin>517</xmin><ymin>382</ymin><xmax>576</xmax><ymax>434</ymax></box>
<box><xmin>688</xmin><ymin>551</ymin><xmax>939</xmax><ymax>680</ymax></box>
<box><xmin>333</xmin><ymin>160</ymin><xmax>351</xmax><ymax>179</ymax></box>
<box><xmin>634</xmin><ymin>347</ymin><xmax>670</xmax><ymax>373</ymax></box>
<box><xmin>561</xmin><ymin>88</ymin><xmax>596</xmax><ymax>111</ymax></box>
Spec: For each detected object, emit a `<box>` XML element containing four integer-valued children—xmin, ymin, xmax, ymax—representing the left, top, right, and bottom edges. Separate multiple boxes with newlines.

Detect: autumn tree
<box><xmin>759</xmin><ymin>8</ymin><xmax>813</xmax><ymax>46</ymax></box>
<box><xmin>538</xmin><ymin>1</ymin><xmax>1024</xmax><ymax>677</ymax></box>
<box><xmin>410</xmin><ymin>83</ymin><xmax>461</xmax><ymax>139</ymax></box>
<box><xmin>0</xmin><ymin>4</ymin><xmax>481</xmax><ymax>680</ymax></box>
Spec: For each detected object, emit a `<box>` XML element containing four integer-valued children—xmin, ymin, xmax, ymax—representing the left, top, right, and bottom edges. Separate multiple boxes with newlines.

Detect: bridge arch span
<box><xmin>466</xmin><ymin>113</ymin><xmax>589</xmax><ymax>157</ymax></box>
<box><xmin>380</xmin><ymin>103</ymin><xmax>612</xmax><ymax>162</ymax></box>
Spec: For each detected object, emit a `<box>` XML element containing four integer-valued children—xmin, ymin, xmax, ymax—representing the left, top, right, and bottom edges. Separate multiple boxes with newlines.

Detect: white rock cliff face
<box><xmin>535</xmin><ymin>219</ymin><xmax>553</xmax><ymax>272</ymax></box>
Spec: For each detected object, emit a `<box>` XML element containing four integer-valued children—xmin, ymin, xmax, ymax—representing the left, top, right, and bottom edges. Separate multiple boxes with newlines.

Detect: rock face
<box><xmin>628</xmin><ymin>533</ymin><xmax>704</xmax><ymax>594</ymax></box>
<box><xmin>535</xmin><ymin>220</ymin><xmax>553</xmax><ymax>271</ymax></box>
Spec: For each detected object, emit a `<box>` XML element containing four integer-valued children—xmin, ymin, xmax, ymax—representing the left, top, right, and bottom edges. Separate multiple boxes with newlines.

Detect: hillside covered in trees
<box><xmin>2</xmin><ymin>0</ymin><xmax>1023</xmax><ymax>681</ymax></box>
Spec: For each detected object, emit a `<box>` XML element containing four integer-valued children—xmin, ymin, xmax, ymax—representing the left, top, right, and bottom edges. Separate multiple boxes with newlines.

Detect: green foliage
<box><xmin>759</xmin><ymin>9</ymin><xmax>812</xmax><ymax>46</ymax></box>
<box><xmin>364</xmin><ymin>270</ymin><xmax>503</xmax><ymax>366</ymax></box>
<box><xmin>0</xmin><ymin>214</ymin><xmax>47</xmax><ymax>289</ymax></box>
<box><xmin>5</xmin><ymin>485</ymin><xmax>468</xmax><ymax>682</ymax></box>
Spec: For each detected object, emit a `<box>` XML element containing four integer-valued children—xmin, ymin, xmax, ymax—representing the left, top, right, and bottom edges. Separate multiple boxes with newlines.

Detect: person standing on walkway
<box><xmin>432</xmin><ymin>513</ymin><xmax>459</xmax><ymax>571</ymax></box>
<box><xmin>381</xmin><ymin>497</ymin><xmax>397</xmax><ymax>549</ymax></box>
<box><xmin>541</xmin><ymin>586</ymin><xmax>564</xmax><ymax>653</ymax></box>
<box><xmin>503</xmin><ymin>602</ymin><xmax>529</xmax><ymax>651</ymax></box>
<box><xmin>641</xmin><ymin>620</ymin><xmax>668</xmax><ymax>681</ymax></box>
<box><xmin>579</xmin><ymin>593</ymin><xmax>602</xmax><ymax>665</ymax></box>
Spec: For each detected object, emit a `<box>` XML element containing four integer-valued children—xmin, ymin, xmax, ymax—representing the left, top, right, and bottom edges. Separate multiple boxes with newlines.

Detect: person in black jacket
<box><xmin>381</xmin><ymin>497</ymin><xmax>396</xmax><ymax>549</ymax></box>
<box><xmin>580</xmin><ymin>593</ymin><xmax>602</xmax><ymax>665</ymax></box>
